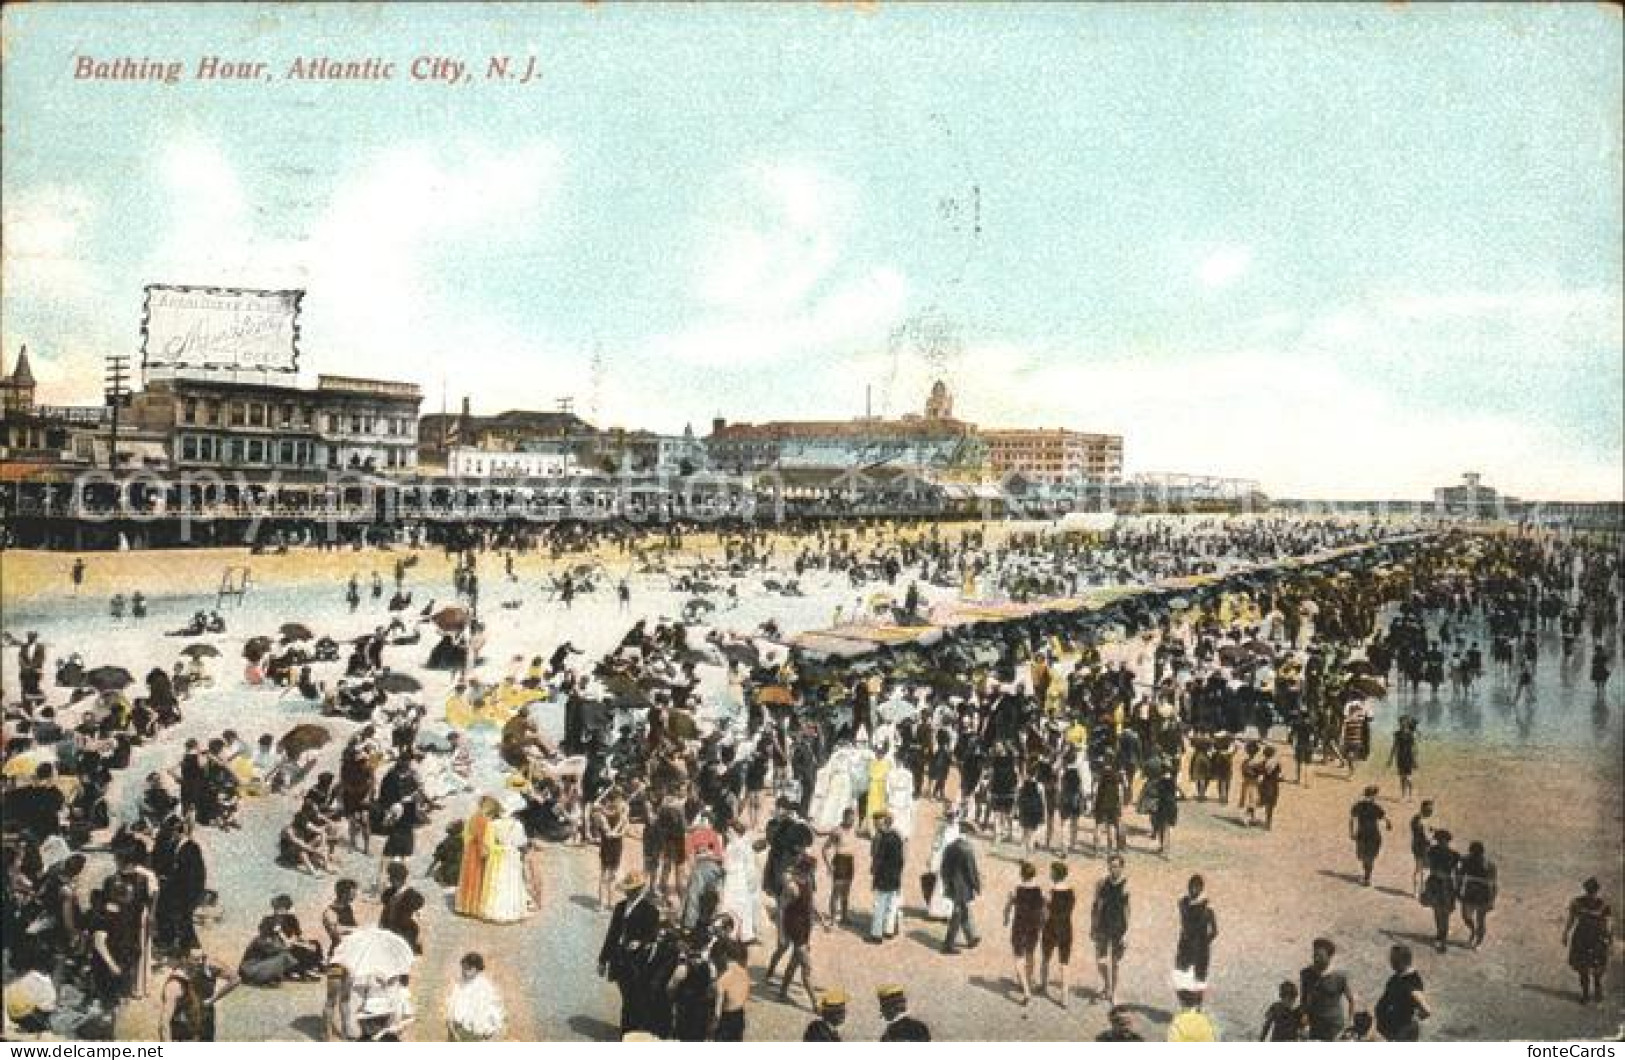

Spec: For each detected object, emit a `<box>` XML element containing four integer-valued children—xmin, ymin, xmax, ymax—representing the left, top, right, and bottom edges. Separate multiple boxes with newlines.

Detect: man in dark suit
<box><xmin>868</xmin><ymin>813</ymin><xmax>905</xmax><ymax>943</ymax></box>
<box><xmin>763</xmin><ymin>799</ymin><xmax>814</xmax><ymax>899</ymax></box>
<box><xmin>598</xmin><ymin>873</ymin><xmax>660</xmax><ymax>1033</ymax></box>
<box><xmin>792</xmin><ymin>733</ymin><xmax>821</xmax><ymax>817</ymax></box>
<box><xmin>939</xmin><ymin>824</ymin><xmax>981</xmax><ymax>954</ymax></box>
<box><xmin>17</xmin><ymin>631</ymin><xmax>46</xmax><ymax>701</ymax></box>
<box><xmin>877</xmin><ymin>984</ymin><xmax>931</xmax><ymax>1041</ymax></box>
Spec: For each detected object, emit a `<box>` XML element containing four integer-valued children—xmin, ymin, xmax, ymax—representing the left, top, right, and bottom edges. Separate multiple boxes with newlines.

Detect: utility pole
<box><xmin>105</xmin><ymin>354</ymin><xmax>130</xmax><ymax>473</ymax></box>
<box><xmin>589</xmin><ymin>344</ymin><xmax>605</xmax><ymax>427</ymax></box>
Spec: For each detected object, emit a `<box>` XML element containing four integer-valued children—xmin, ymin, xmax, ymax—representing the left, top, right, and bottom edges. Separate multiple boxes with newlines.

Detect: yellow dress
<box><xmin>867</xmin><ymin>757</ymin><xmax>891</xmax><ymax>821</ymax></box>
<box><xmin>445</xmin><ymin>692</ymin><xmax>475</xmax><ymax>730</ymax></box>
<box><xmin>477</xmin><ymin>813</ymin><xmax>506</xmax><ymax>915</ymax></box>
<box><xmin>477</xmin><ymin>687</ymin><xmax>518</xmax><ymax>728</ymax></box>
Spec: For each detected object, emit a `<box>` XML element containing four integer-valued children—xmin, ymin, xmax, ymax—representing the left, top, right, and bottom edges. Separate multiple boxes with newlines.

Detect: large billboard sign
<box><xmin>141</xmin><ymin>285</ymin><xmax>303</xmax><ymax>375</ymax></box>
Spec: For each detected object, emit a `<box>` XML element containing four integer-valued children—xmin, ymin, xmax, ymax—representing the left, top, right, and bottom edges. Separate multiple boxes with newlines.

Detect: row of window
<box><xmin>178</xmin><ymin>434</ymin><xmax>318</xmax><ymax>467</ymax></box>
<box><xmin>179</xmin><ymin>397</ymin><xmax>415</xmax><ymax>438</ymax></box>
<box><xmin>174</xmin><ymin>434</ymin><xmax>413</xmax><ymax>470</ymax></box>
<box><xmin>457</xmin><ymin>461</ymin><xmax>573</xmax><ymax>477</ymax></box>
<box><xmin>2</xmin><ymin>425</ymin><xmax>66</xmax><ymax>450</ymax></box>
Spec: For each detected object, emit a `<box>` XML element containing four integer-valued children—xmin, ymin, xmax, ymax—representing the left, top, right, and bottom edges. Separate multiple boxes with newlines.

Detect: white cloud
<box><xmin>661</xmin><ymin>163</ymin><xmax>909</xmax><ymax>367</ymax></box>
<box><xmin>1196</xmin><ymin>245</ymin><xmax>1252</xmax><ymax>290</ymax></box>
<box><xmin>660</xmin><ymin>266</ymin><xmax>906</xmax><ymax>368</ymax></box>
<box><xmin>1</xmin><ymin>184</ymin><xmax>99</xmax><ymax>304</ymax></box>
<box><xmin>1380</xmin><ymin>289</ymin><xmax>1618</xmax><ymax>322</ymax></box>
<box><xmin>140</xmin><ymin>136</ymin><xmax>565</xmax><ymax>381</ymax></box>
<box><xmin>1296</xmin><ymin>287</ymin><xmax>1623</xmax><ymax>380</ymax></box>
<box><xmin>695</xmin><ymin>163</ymin><xmax>851</xmax><ymax>314</ymax></box>
<box><xmin>857</xmin><ymin>332</ymin><xmax>1619</xmax><ymax>501</ymax></box>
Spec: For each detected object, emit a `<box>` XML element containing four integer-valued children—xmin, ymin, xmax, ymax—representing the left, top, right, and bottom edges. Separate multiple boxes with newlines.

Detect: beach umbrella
<box><xmin>243</xmin><ymin>636</ymin><xmax>274</xmax><ymax>661</ymax></box>
<box><xmin>375</xmin><ymin>671</ymin><xmax>422</xmax><ymax>695</ymax></box>
<box><xmin>1344</xmin><ymin>659</ymin><xmax>1378</xmax><ymax>677</ymax></box>
<box><xmin>3</xmin><ymin>752</ymin><xmax>42</xmax><ymax>779</ymax></box>
<box><xmin>278</xmin><ymin>723</ymin><xmax>332</xmax><ymax>756</ymax></box>
<box><xmin>180</xmin><ymin>643</ymin><xmax>221</xmax><ymax>659</ymax></box>
<box><xmin>1217</xmin><ymin>644</ymin><xmax>1246</xmax><ymax>665</ymax></box>
<box><xmin>432</xmin><ymin>606</ymin><xmax>471</xmax><ymax>632</ymax></box>
<box><xmin>279</xmin><ymin>622</ymin><xmax>314</xmax><ymax>642</ymax></box>
<box><xmin>1347</xmin><ymin>675</ymin><xmax>1387</xmax><ymax>698</ymax></box>
<box><xmin>1243</xmin><ymin>639</ymin><xmax>1274</xmax><ymax>657</ymax></box>
<box><xmin>757</xmin><ymin>686</ymin><xmax>796</xmax><ymax>707</ymax></box>
<box><xmin>331</xmin><ymin>927</ymin><xmax>415</xmax><ymax>980</ymax></box>
<box><xmin>84</xmin><ymin>666</ymin><xmax>134</xmax><ymax>692</ymax></box>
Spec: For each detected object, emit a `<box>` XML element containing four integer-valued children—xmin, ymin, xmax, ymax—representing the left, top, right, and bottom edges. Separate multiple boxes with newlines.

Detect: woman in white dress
<box><xmin>885</xmin><ymin>755</ymin><xmax>916</xmax><ymax>839</ymax></box>
<box><xmin>719</xmin><ymin>819</ymin><xmax>761</xmax><ymax>943</ymax></box>
<box><xmin>811</xmin><ymin>746</ymin><xmax>855</xmax><ymax>833</ymax></box>
<box><xmin>925</xmin><ymin>811</ymin><xmax>960</xmax><ymax>920</ymax></box>
<box><xmin>479</xmin><ymin>806</ymin><xmax>530</xmax><ymax>924</ymax></box>
<box><xmin>848</xmin><ymin>742</ymin><xmax>874</xmax><ymax>822</ymax></box>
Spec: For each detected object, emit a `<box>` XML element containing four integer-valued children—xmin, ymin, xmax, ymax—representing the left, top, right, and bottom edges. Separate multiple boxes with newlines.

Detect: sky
<box><xmin>3</xmin><ymin>2</ymin><xmax>1621</xmax><ymax>500</ymax></box>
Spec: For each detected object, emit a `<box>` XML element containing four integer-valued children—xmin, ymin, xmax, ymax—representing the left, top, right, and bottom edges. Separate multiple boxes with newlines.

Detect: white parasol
<box><xmin>331</xmin><ymin>927</ymin><xmax>416</xmax><ymax>980</ymax></box>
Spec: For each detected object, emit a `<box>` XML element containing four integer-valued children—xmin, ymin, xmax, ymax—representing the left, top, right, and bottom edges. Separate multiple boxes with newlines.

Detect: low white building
<box><xmin>447</xmin><ymin>444</ymin><xmax>579</xmax><ymax>479</ymax></box>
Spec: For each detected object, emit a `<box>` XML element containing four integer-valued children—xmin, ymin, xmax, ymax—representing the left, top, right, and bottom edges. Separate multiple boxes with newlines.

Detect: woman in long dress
<box><xmin>114</xmin><ymin>846</ymin><xmax>160</xmax><ymax>1000</ymax></box>
<box><xmin>480</xmin><ymin>809</ymin><xmax>529</xmax><ymax>923</ymax></box>
<box><xmin>454</xmin><ymin>803</ymin><xmax>494</xmax><ymax>917</ymax></box>
<box><xmin>867</xmin><ymin>749</ymin><xmax>893</xmax><ymax>833</ymax></box>
<box><xmin>720</xmin><ymin>819</ymin><xmax>761</xmax><ymax>944</ymax></box>
<box><xmin>847</xmin><ymin>744</ymin><xmax>874</xmax><ymax>824</ymax></box>
<box><xmin>811</xmin><ymin>748</ymin><xmax>854</xmax><ymax>833</ymax></box>
<box><xmin>885</xmin><ymin>758</ymin><xmax>916</xmax><ymax>839</ymax></box>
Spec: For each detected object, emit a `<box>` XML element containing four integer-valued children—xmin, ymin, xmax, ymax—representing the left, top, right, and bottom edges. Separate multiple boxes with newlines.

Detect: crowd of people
<box><xmin>2</xmin><ymin>517</ymin><xmax>1618</xmax><ymax>1041</ymax></box>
